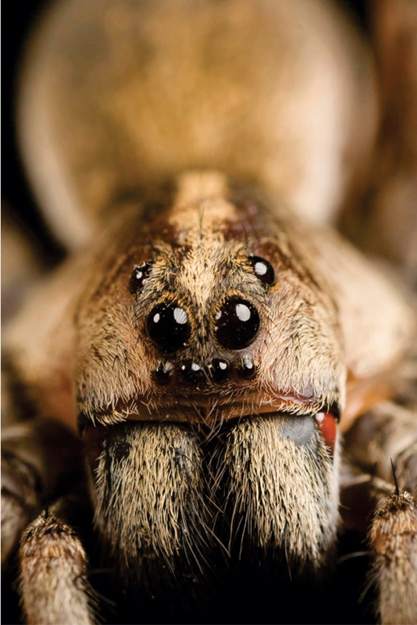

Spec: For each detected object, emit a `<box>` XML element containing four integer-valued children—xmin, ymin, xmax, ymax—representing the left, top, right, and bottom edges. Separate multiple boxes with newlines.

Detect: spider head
<box><xmin>75</xmin><ymin>173</ymin><xmax>344</xmax><ymax>428</ymax></box>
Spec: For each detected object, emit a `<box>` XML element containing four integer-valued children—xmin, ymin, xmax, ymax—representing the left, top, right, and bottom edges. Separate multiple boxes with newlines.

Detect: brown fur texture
<box><xmin>341</xmin><ymin>351</ymin><xmax>417</xmax><ymax>623</ymax></box>
<box><xmin>1</xmin><ymin>492</ymin><xmax>31</xmax><ymax>568</ymax></box>
<box><xmin>89</xmin><ymin>414</ymin><xmax>339</xmax><ymax>596</ymax></box>
<box><xmin>73</xmin><ymin>177</ymin><xmax>345</xmax><ymax>425</ymax></box>
<box><xmin>3</xmin><ymin>169</ymin><xmax>415</xmax><ymax>624</ymax></box>
<box><xmin>92</xmin><ymin>422</ymin><xmax>210</xmax><ymax>577</ymax></box>
<box><xmin>219</xmin><ymin>415</ymin><xmax>339</xmax><ymax>568</ymax></box>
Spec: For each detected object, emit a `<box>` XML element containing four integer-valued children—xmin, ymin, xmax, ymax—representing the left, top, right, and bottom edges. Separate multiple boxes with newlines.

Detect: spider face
<box><xmin>71</xmin><ymin>175</ymin><xmax>344</xmax><ymax>612</ymax></box>
<box><xmin>75</xmin><ymin>176</ymin><xmax>344</xmax><ymax>431</ymax></box>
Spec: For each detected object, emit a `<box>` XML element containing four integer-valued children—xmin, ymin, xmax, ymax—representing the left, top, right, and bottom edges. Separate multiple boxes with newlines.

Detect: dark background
<box><xmin>2</xmin><ymin>0</ymin><xmax>369</xmax><ymax>262</ymax></box>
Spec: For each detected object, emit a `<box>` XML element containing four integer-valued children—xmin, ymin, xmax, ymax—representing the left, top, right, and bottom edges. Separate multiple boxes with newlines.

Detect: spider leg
<box><xmin>2</xmin><ymin>450</ymin><xmax>39</xmax><ymax>568</ymax></box>
<box><xmin>369</xmin><ymin>488</ymin><xmax>417</xmax><ymax>625</ymax></box>
<box><xmin>1</xmin><ymin>417</ymin><xmax>95</xmax><ymax>624</ymax></box>
<box><xmin>20</xmin><ymin>495</ymin><xmax>96</xmax><ymax>625</ymax></box>
<box><xmin>342</xmin><ymin>361</ymin><xmax>417</xmax><ymax>625</ymax></box>
<box><xmin>1</xmin><ymin>419</ymin><xmax>86</xmax><ymax>566</ymax></box>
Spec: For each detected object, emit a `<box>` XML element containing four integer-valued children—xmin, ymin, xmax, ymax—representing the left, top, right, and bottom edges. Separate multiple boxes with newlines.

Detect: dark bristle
<box><xmin>390</xmin><ymin>458</ymin><xmax>400</xmax><ymax>496</ymax></box>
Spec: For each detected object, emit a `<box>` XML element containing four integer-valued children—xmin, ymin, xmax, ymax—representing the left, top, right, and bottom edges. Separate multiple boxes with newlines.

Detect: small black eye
<box><xmin>208</xmin><ymin>358</ymin><xmax>230</xmax><ymax>382</ymax></box>
<box><xmin>151</xmin><ymin>362</ymin><xmax>173</xmax><ymax>386</ymax></box>
<box><xmin>249</xmin><ymin>256</ymin><xmax>275</xmax><ymax>285</ymax></box>
<box><xmin>179</xmin><ymin>360</ymin><xmax>204</xmax><ymax>384</ymax></box>
<box><xmin>236</xmin><ymin>355</ymin><xmax>258</xmax><ymax>379</ymax></box>
<box><xmin>214</xmin><ymin>297</ymin><xmax>260</xmax><ymax>350</ymax></box>
<box><xmin>147</xmin><ymin>303</ymin><xmax>191</xmax><ymax>353</ymax></box>
<box><xmin>130</xmin><ymin>262</ymin><xmax>152</xmax><ymax>293</ymax></box>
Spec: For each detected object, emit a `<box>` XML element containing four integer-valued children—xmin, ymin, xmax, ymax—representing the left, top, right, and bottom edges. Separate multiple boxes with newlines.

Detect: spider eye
<box><xmin>236</xmin><ymin>355</ymin><xmax>257</xmax><ymax>379</ymax></box>
<box><xmin>315</xmin><ymin>412</ymin><xmax>338</xmax><ymax>453</ymax></box>
<box><xmin>179</xmin><ymin>360</ymin><xmax>204</xmax><ymax>384</ymax></box>
<box><xmin>214</xmin><ymin>297</ymin><xmax>260</xmax><ymax>350</ymax></box>
<box><xmin>151</xmin><ymin>361</ymin><xmax>173</xmax><ymax>385</ymax></box>
<box><xmin>249</xmin><ymin>256</ymin><xmax>275</xmax><ymax>285</ymax></box>
<box><xmin>208</xmin><ymin>358</ymin><xmax>230</xmax><ymax>382</ymax></box>
<box><xmin>130</xmin><ymin>262</ymin><xmax>152</xmax><ymax>293</ymax></box>
<box><xmin>147</xmin><ymin>303</ymin><xmax>191</xmax><ymax>353</ymax></box>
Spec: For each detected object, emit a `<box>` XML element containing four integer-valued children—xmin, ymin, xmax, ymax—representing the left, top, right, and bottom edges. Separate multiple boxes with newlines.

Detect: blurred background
<box><xmin>1</xmin><ymin>0</ymin><xmax>368</xmax><ymax>258</ymax></box>
<box><xmin>3</xmin><ymin>1</ymin><xmax>66</xmax><ymax>320</ymax></box>
<box><xmin>3</xmin><ymin>1</ymin><xmax>68</xmax><ymax>262</ymax></box>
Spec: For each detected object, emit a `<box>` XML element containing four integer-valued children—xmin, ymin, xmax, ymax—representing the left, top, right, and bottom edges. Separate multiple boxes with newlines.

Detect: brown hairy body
<box><xmin>2</xmin><ymin>1</ymin><xmax>417</xmax><ymax>623</ymax></box>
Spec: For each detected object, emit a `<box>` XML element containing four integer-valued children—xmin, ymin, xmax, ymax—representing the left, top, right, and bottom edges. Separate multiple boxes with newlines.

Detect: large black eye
<box><xmin>214</xmin><ymin>297</ymin><xmax>260</xmax><ymax>350</ymax></box>
<box><xmin>249</xmin><ymin>256</ymin><xmax>275</xmax><ymax>285</ymax></box>
<box><xmin>147</xmin><ymin>303</ymin><xmax>191</xmax><ymax>353</ymax></box>
<box><xmin>130</xmin><ymin>262</ymin><xmax>152</xmax><ymax>293</ymax></box>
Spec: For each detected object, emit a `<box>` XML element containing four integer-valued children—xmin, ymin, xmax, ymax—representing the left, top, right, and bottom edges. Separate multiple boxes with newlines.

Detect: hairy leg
<box><xmin>1</xmin><ymin>419</ymin><xmax>86</xmax><ymax>566</ymax></box>
<box><xmin>342</xmin><ymin>360</ymin><xmax>417</xmax><ymax>624</ymax></box>
<box><xmin>369</xmin><ymin>489</ymin><xmax>417</xmax><ymax>625</ymax></box>
<box><xmin>2</xmin><ymin>418</ymin><xmax>93</xmax><ymax>625</ymax></box>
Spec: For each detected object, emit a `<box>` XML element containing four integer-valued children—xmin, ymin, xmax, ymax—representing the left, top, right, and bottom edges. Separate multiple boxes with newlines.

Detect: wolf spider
<box><xmin>2</xmin><ymin>0</ymin><xmax>417</xmax><ymax>623</ymax></box>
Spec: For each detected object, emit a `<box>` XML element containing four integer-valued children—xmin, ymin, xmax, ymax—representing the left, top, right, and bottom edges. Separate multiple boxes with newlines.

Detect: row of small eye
<box><xmin>130</xmin><ymin>255</ymin><xmax>275</xmax><ymax>294</ymax></box>
<box><xmin>152</xmin><ymin>356</ymin><xmax>258</xmax><ymax>385</ymax></box>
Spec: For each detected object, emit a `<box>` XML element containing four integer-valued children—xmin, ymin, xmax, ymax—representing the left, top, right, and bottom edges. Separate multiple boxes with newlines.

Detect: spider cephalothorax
<box><xmin>75</xmin><ymin>174</ymin><xmax>345</xmax><ymax>427</ymax></box>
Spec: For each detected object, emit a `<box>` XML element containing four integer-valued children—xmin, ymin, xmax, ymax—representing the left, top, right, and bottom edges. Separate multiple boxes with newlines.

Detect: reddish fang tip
<box><xmin>315</xmin><ymin>412</ymin><xmax>337</xmax><ymax>453</ymax></box>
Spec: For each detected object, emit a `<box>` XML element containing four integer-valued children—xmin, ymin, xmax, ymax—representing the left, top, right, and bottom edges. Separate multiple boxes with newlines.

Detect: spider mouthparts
<box><xmin>281</xmin><ymin>414</ymin><xmax>317</xmax><ymax>447</ymax></box>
